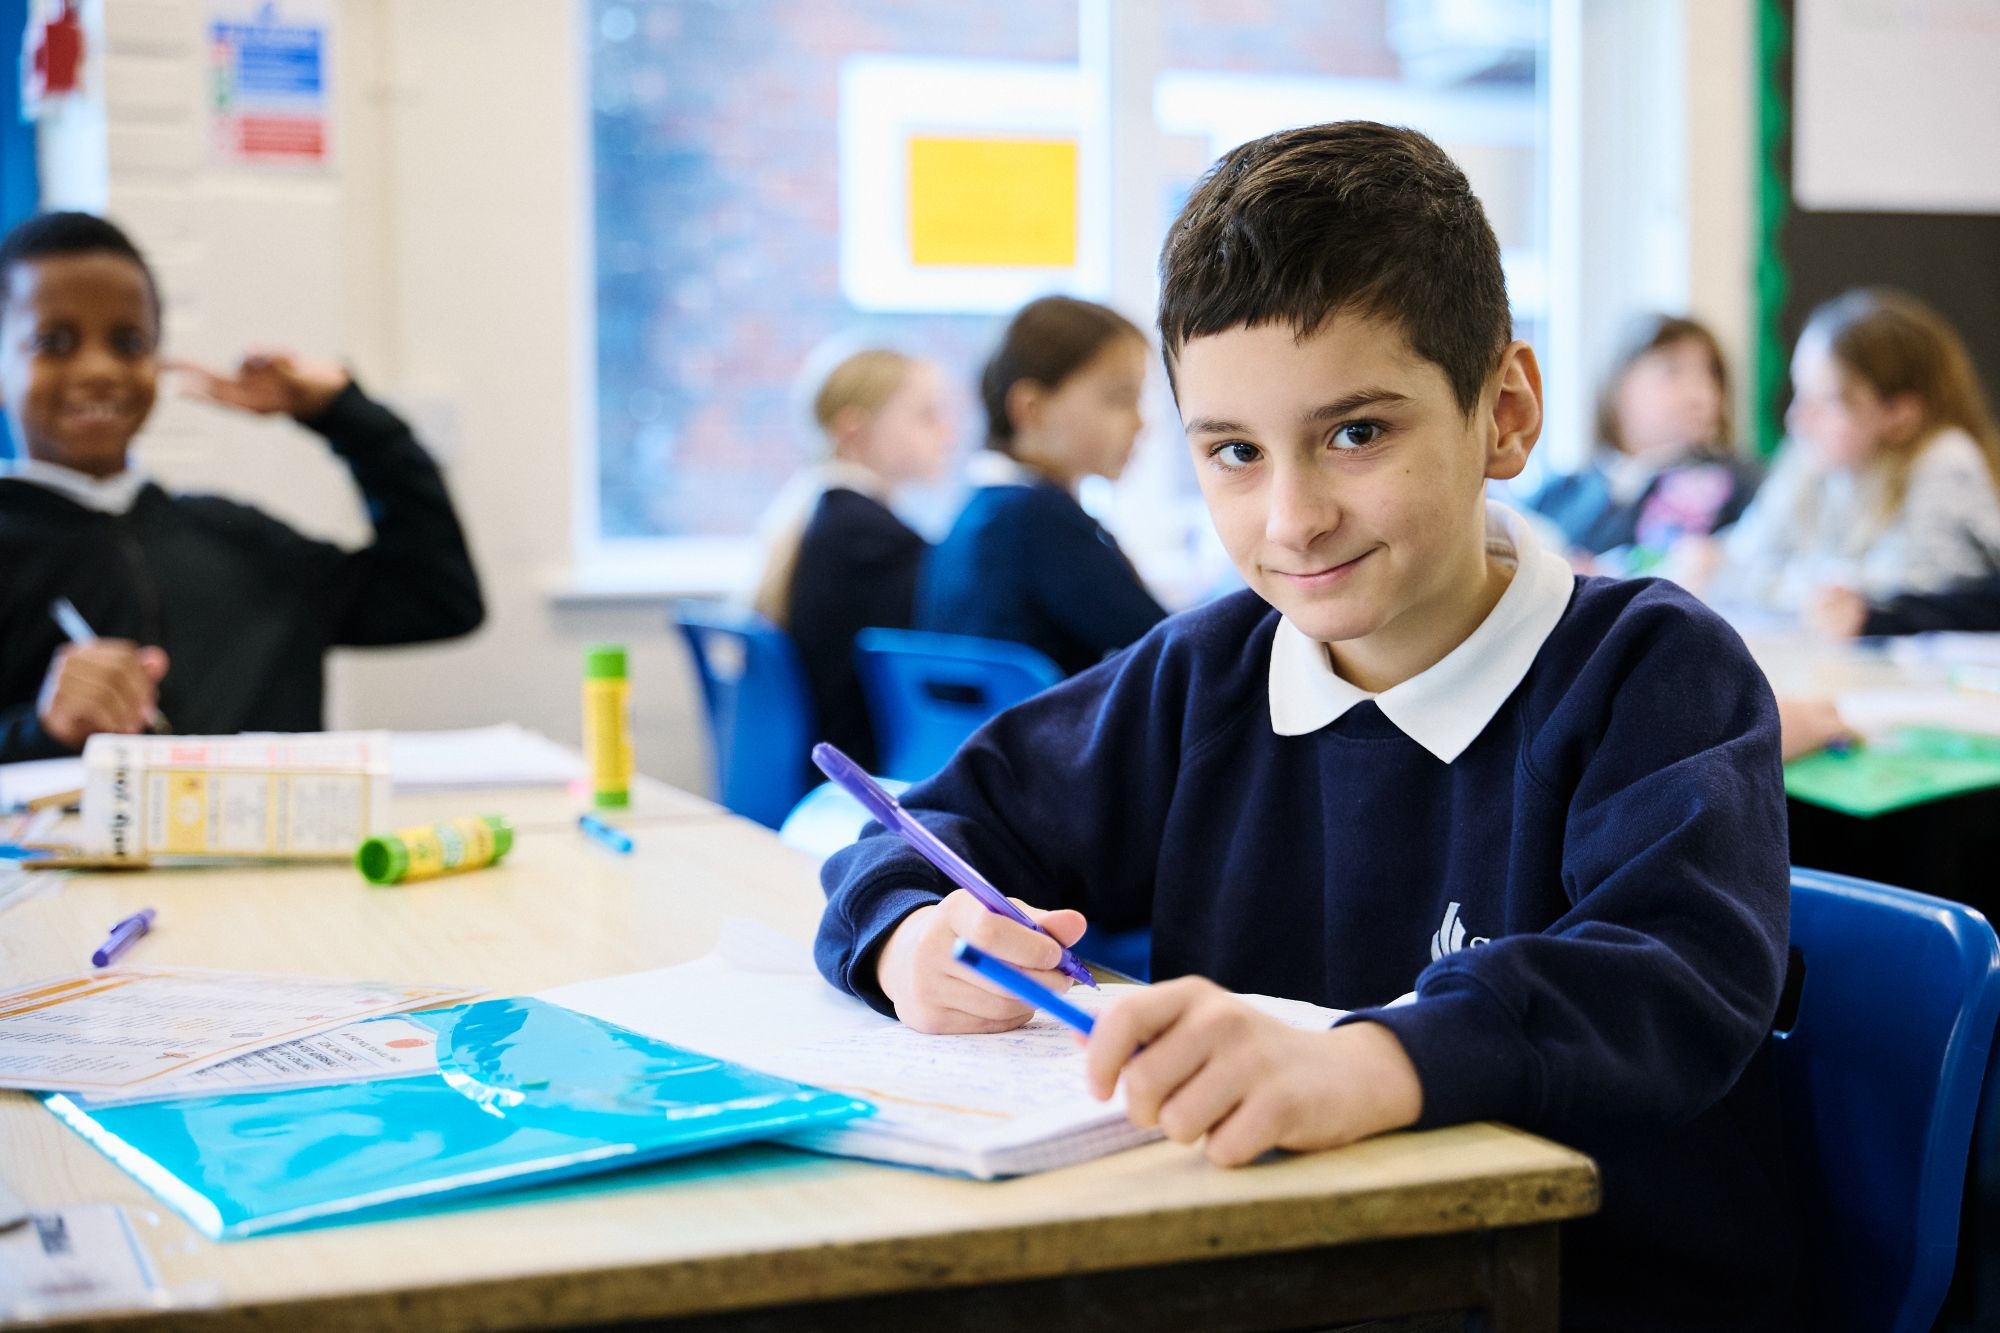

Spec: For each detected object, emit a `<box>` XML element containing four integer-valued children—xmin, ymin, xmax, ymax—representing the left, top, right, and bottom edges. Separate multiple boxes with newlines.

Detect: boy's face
<box><xmin>1177</xmin><ymin>312</ymin><xmax>1536</xmax><ymax>652</ymax></box>
<box><xmin>0</xmin><ymin>252</ymin><xmax>160</xmax><ymax>478</ymax></box>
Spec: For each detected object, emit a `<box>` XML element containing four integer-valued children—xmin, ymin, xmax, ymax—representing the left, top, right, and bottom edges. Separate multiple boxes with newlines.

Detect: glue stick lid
<box><xmin>585</xmin><ymin>645</ymin><xmax>627</xmax><ymax>679</ymax></box>
<box><xmin>355</xmin><ymin>833</ymin><xmax>408</xmax><ymax>885</ymax></box>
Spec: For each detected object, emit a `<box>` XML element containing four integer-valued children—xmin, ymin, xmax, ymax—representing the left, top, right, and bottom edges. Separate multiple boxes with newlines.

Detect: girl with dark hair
<box><xmin>916</xmin><ymin>296</ymin><xmax>1166</xmax><ymax>675</ymax></box>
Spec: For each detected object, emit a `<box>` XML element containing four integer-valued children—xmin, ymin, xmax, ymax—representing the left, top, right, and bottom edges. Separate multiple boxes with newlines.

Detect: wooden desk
<box><xmin>388</xmin><ymin>772</ymin><xmax>722</xmax><ymax>833</ymax></box>
<box><xmin>1</xmin><ymin>793</ymin><xmax>1597</xmax><ymax>1333</ymax></box>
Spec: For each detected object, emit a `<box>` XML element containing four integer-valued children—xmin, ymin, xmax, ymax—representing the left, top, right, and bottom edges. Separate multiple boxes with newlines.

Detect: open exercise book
<box><xmin>540</xmin><ymin>920</ymin><xmax>1344</xmax><ymax>1179</ymax></box>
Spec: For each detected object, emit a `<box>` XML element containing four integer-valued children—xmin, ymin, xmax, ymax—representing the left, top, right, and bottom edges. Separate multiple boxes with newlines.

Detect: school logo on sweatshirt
<box><xmin>1430</xmin><ymin>901</ymin><xmax>1490</xmax><ymax>961</ymax></box>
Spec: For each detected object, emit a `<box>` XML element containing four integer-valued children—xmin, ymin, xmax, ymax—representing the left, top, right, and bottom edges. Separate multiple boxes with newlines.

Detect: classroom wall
<box><xmin>75</xmin><ymin>0</ymin><xmax>711</xmax><ymax>794</ymax></box>
<box><xmin>65</xmin><ymin>0</ymin><xmax>1822</xmax><ymax>796</ymax></box>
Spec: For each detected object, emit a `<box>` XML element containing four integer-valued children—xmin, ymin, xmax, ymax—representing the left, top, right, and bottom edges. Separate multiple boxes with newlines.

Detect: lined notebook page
<box><xmin>540</xmin><ymin>921</ymin><xmax>1343</xmax><ymax>1178</ymax></box>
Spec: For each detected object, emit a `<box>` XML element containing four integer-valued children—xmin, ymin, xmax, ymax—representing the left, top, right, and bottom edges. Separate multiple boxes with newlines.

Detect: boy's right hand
<box><xmin>36</xmin><ymin>642</ymin><xmax>170</xmax><ymax>749</ymax></box>
<box><xmin>876</xmin><ymin>889</ymin><xmax>1088</xmax><ymax>1034</ymax></box>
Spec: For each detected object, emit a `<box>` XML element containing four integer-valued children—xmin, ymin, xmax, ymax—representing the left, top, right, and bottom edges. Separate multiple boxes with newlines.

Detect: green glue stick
<box><xmin>356</xmin><ymin>816</ymin><xmax>514</xmax><ymax>886</ymax></box>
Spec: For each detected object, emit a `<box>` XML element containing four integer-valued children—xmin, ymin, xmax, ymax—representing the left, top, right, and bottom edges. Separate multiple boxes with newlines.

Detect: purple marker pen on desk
<box><xmin>91</xmin><ymin>908</ymin><xmax>154</xmax><ymax>967</ymax></box>
<box><xmin>812</xmin><ymin>743</ymin><xmax>1097</xmax><ymax>989</ymax></box>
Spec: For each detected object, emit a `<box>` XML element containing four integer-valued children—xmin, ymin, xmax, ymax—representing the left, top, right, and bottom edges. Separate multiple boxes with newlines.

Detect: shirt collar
<box><xmin>1267</xmin><ymin>501</ymin><xmax>1576</xmax><ymax>762</ymax></box>
<box><xmin>2</xmin><ymin>457</ymin><xmax>149</xmax><ymax>514</ymax></box>
<box><xmin>965</xmin><ymin>451</ymin><xmax>1045</xmax><ymax>489</ymax></box>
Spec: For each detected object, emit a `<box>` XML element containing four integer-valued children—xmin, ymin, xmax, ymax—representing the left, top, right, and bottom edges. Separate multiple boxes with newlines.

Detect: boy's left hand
<box><xmin>1084</xmin><ymin>976</ymin><xmax>1424</xmax><ymax>1167</ymax></box>
<box><xmin>171</xmin><ymin>351</ymin><xmax>350</xmax><ymax>421</ymax></box>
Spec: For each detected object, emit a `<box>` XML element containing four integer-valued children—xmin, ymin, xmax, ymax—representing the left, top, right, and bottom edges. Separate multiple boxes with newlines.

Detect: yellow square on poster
<box><xmin>907</xmin><ymin>136</ymin><xmax>1078</xmax><ymax>268</ymax></box>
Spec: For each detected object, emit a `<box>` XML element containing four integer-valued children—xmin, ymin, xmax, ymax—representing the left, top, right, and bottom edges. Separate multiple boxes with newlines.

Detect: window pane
<box><xmin>590</xmin><ymin>0</ymin><xmax>1079</xmax><ymax>543</ymax></box>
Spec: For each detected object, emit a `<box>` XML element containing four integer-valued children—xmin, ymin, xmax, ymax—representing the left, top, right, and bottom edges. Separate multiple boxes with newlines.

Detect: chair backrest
<box><xmin>1775</xmin><ymin>868</ymin><xmax>2000</xmax><ymax>1331</ymax></box>
<box><xmin>853</xmin><ymin>628</ymin><xmax>1062</xmax><ymax>782</ymax></box>
<box><xmin>672</xmin><ymin>602</ymin><xmax>815</xmax><ymax>829</ymax></box>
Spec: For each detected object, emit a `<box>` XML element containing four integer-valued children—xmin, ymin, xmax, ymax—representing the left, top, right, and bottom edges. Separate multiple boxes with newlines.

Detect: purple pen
<box><xmin>91</xmin><ymin>908</ymin><xmax>155</xmax><ymax>968</ymax></box>
<box><xmin>812</xmin><ymin>743</ymin><xmax>1097</xmax><ymax>988</ymax></box>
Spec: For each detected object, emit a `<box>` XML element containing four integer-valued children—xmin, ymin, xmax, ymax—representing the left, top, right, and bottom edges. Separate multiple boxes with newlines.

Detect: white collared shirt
<box><xmin>2</xmin><ymin>457</ymin><xmax>149</xmax><ymax>515</ymax></box>
<box><xmin>1267</xmin><ymin>502</ymin><xmax>1576</xmax><ymax>762</ymax></box>
<box><xmin>964</xmin><ymin>451</ymin><xmax>1041</xmax><ymax>489</ymax></box>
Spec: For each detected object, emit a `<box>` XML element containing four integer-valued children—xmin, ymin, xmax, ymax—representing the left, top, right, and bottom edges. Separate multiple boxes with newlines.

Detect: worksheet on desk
<box><xmin>540</xmin><ymin>919</ymin><xmax>1343</xmax><ymax>1174</ymax></box>
<box><xmin>0</xmin><ymin>969</ymin><xmax>479</xmax><ymax>1093</ymax></box>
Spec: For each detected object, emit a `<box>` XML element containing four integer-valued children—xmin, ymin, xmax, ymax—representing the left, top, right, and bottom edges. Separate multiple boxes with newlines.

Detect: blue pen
<box><xmin>813</xmin><ymin>743</ymin><xmax>1097</xmax><ymax>989</ymax></box>
<box><xmin>953</xmin><ymin>940</ymin><xmax>1096</xmax><ymax>1035</ymax></box>
<box><xmin>576</xmin><ymin>813</ymin><xmax>634</xmax><ymax>854</ymax></box>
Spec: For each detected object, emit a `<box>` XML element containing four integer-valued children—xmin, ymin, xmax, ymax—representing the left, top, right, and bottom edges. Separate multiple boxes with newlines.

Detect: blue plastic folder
<box><xmin>42</xmin><ymin>997</ymin><xmax>871</xmax><ymax>1239</ymax></box>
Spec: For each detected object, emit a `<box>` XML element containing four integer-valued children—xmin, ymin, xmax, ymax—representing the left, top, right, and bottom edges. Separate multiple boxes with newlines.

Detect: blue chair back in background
<box><xmin>853</xmin><ymin>628</ymin><xmax>1061</xmax><ymax>783</ymax></box>
<box><xmin>1776</xmin><ymin>868</ymin><xmax>2000</xmax><ymax>1331</ymax></box>
<box><xmin>672</xmin><ymin>602</ymin><xmax>815</xmax><ymax>829</ymax></box>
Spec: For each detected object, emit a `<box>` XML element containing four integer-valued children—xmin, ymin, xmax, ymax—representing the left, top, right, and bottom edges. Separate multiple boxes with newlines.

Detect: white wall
<box><xmin>1543</xmin><ymin>0</ymin><xmax>1754</xmax><ymax>472</ymax></box>
<box><xmin>84</xmin><ymin>0</ymin><xmax>712</xmax><ymax>795</ymax></box>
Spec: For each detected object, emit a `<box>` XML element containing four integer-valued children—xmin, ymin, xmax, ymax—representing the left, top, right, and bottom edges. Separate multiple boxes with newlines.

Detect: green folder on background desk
<box><xmin>44</xmin><ymin>996</ymin><xmax>870</xmax><ymax>1239</ymax></box>
<box><xmin>1785</xmin><ymin>728</ymin><xmax>2000</xmax><ymax>818</ymax></box>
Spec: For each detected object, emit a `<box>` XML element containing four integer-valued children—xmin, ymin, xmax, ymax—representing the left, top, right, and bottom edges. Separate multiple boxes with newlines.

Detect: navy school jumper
<box><xmin>818</xmin><ymin>577</ymin><xmax>1803</xmax><ymax>1332</ymax></box>
<box><xmin>916</xmin><ymin>479</ymin><xmax>1166</xmax><ymax>675</ymax></box>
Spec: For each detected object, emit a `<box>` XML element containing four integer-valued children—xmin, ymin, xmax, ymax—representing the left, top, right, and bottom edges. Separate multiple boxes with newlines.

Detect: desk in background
<box><xmin>1745</xmin><ymin>630</ymin><xmax>2000</xmax><ymax>916</ymax></box>
<box><xmin>1</xmin><ymin>783</ymin><xmax>1596</xmax><ymax>1332</ymax></box>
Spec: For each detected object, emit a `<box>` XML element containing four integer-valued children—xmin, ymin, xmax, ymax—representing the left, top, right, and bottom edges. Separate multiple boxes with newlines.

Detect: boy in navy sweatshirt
<box><xmin>816</xmin><ymin>123</ymin><xmax>1799</xmax><ymax>1331</ymax></box>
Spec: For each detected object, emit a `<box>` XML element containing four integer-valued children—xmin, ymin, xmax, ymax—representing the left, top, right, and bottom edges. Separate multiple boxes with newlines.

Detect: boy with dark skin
<box><xmin>0</xmin><ymin>213</ymin><xmax>483</xmax><ymax>760</ymax></box>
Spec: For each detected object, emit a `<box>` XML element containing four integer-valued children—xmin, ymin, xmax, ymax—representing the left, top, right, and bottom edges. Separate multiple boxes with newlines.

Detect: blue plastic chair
<box><xmin>853</xmin><ymin>628</ymin><xmax>1062</xmax><ymax>783</ymax></box>
<box><xmin>672</xmin><ymin>602</ymin><xmax>815</xmax><ymax>830</ymax></box>
<box><xmin>1775</xmin><ymin>868</ymin><xmax>2000</xmax><ymax>1331</ymax></box>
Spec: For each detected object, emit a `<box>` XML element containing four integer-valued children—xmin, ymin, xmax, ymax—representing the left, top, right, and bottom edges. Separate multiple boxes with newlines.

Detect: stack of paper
<box><xmin>542</xmin><ymin>921</ymin><xmax>1343</xmax><ymax>1179</ymax></box>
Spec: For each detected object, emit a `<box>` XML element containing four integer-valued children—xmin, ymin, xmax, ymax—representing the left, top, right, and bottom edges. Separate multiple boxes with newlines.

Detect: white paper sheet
<box><xmin>0</xmin><ymin>756</ymin><xmax>84</xmax><ymax>810</ymax></box>
<box><xmin>388</xmin><ymin>725</ymin><xmax>586</xmax><ymax>791</ymax></box>
<box><xmin>0</xmin><ymin>969</ymin><xmax>479</xmax><ymax>1093</ymax></box>
<box><xmin>540</xmin><ymin>921</ymin><xmax>1342</xmax><ymax>1178</ymax></box>
<box><xmin>71</xmin><ymin>1015</ymin><xmax>440</xmax><ymax>1108</ymax></box>
<box><xmin>1832</xmin><ymin>687</ymin><xmax>2000</xmax><ymax>740</ymax></box>
<box><xmin>0</xmin><ymin>1205</ymin><xmax>164</xmax><ymax>1321</ymax></box>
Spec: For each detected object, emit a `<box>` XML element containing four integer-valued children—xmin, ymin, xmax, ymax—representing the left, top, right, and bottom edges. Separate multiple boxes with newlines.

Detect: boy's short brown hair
<box><xmin>1158</xmin><ymin>121</ymin><xmax>1511</xmax><ymax>416</ymax></box>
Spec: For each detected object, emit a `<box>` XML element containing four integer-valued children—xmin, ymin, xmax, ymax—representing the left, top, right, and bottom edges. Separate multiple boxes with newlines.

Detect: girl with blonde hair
<box><xmin>751</xmin><ymin>345</ymin><xmax>954</xmax><ymax>771</ymax></box>
<box><xmin>1713</xmin><ymin>288</ymin><xmax>2000</xmax><ymax>615</ymax></box>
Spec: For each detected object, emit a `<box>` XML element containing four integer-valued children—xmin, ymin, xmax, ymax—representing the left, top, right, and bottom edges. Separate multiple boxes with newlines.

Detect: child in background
<box><xmin>751</xmin><ymin>347</ymin><xmax>954</xmax><ymax>773</ymax></box>
<box><xmin>821</xmin><ymin>123</ymin><xmax>1797</xmax><ymax>1329</ymax></box>
<box><xmin>1526</xmin><ymin>313</ymin><xmax>1759</xmax><ymax>563</ymax></box>
<box><xmin>916</xmin><ymin>296</ymin><xmax>1166</xmax><ymax>675</ymax></box>
<box><xmin>1709</xmin><ymin>288</ymin><xmax>2000</xmax><ymax>616</ymax></box>
<box><xmin>0</xmin><ymin>212</ymin><xmax>483</xmax><ymax>763</ymax></box>
<box><xmin>1807</xmin><ymin>572</ymin><xmax>2000</xmax><ymax>638</ymax></box>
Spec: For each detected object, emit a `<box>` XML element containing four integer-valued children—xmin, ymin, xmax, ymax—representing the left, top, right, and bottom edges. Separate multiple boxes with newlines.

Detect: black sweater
<box><xmin>0</xmin><ymin>382</ymin><xmax>484</xmax><ymax>761</ymax></box>
<box><xmin>1863</xmin><ymin>573</ymin><xmax>2000</xmax><ymax>635</ymax></box>
<box><xmin>787</xmin><ymin>487</ymin><xmax>926</xmax><ymax>773</ymax></box>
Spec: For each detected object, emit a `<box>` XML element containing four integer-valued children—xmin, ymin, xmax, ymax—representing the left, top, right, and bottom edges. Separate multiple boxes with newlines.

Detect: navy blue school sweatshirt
<box><xmin>787</xmin><ymin>486</ymin><xmax>926</xmax><ymax>774</ymax></box>
<box><xmin>818</xmin><ymin>577</ymin><xmax>1802</xmax><ymax>1332</ymax></box>
<box><xmin>916</xmin><ymin>479</ymin><xmax>1165</xmax><ymax>675</ymax></box>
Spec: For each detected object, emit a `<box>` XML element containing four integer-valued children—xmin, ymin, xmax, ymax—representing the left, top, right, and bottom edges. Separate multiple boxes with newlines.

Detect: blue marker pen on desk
<box><xmin>577</xmin><ymin>812</ymin><xmax>633</xmax><ymax>855</ymax></box>
<box><xmin>813</xmin><ymin>743</ymin><xmax>1097</xmax><ymax>989</ymax></box>
<box><xmin>953</xmin><ymin>940</ymin><xmax>1096</xmax><ymax>1036</ymax></box>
